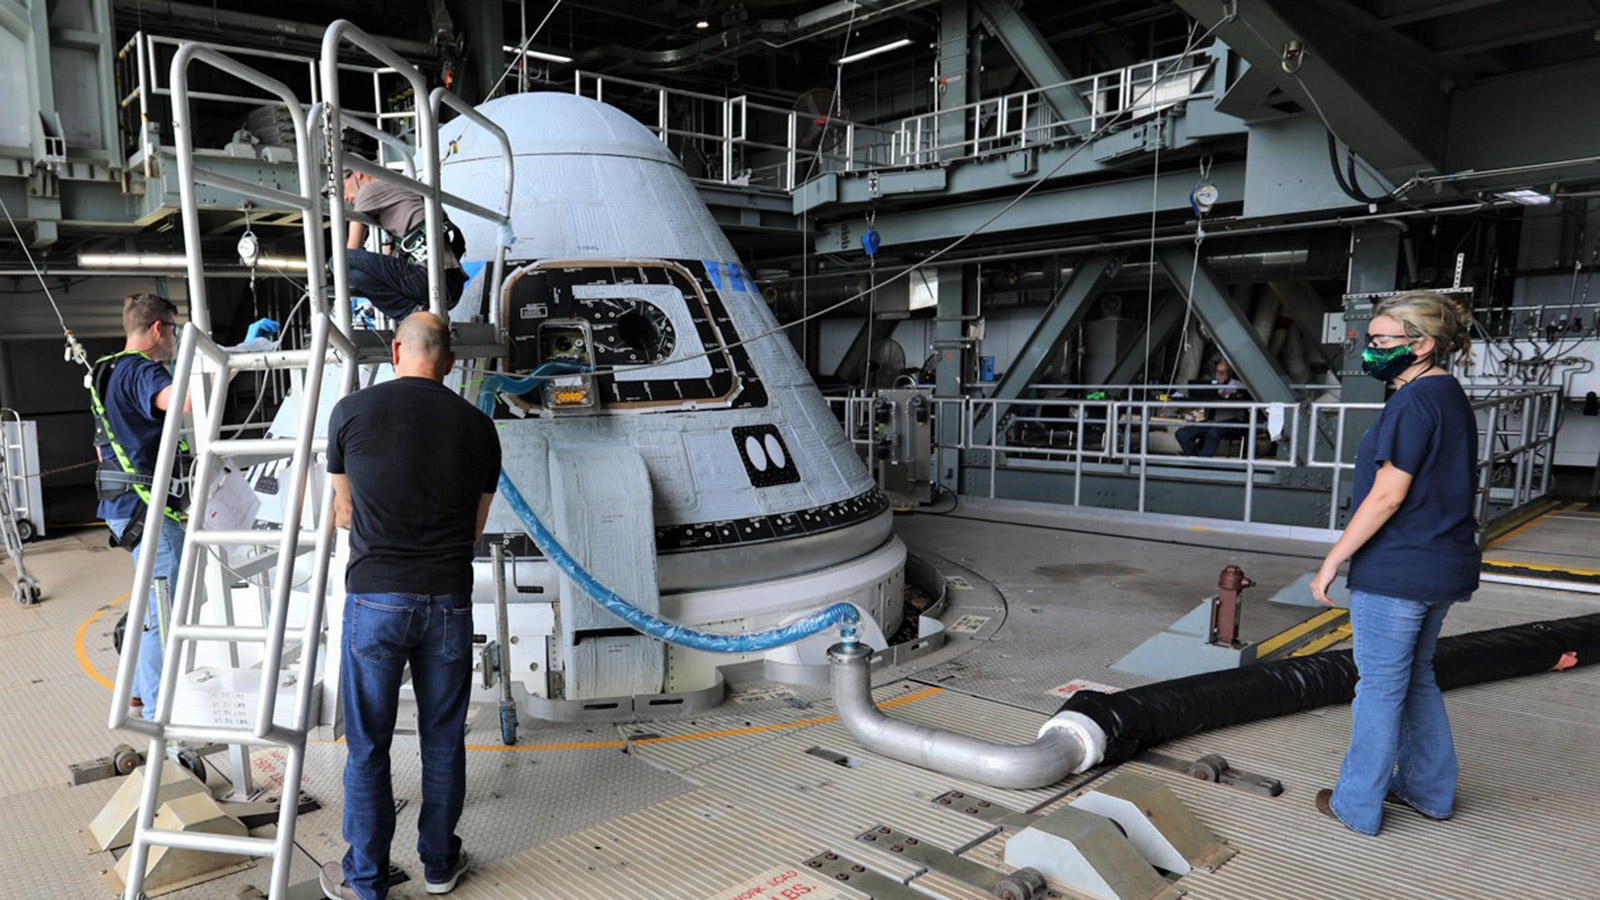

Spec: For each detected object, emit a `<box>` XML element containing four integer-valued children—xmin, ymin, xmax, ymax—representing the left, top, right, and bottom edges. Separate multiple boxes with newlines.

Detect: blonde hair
<box><xmin>1373</xmin><ymin>291</ymin><xmax>1473</xmax><ymax>366</ymax></box>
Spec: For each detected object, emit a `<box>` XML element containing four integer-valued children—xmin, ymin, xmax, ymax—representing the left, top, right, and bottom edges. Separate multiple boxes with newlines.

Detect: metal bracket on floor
<box><xmin>69</xmin><ymin>743</ymin><xmax>146</xmax><ymax>785</ymax></box>
<box><xmin>801</xmin><ymin>850</ymin><xmax>927</xmax><ymax>899</ymax></box>
<box><xmin>228</xmin><ymin>793</ymin><xmax>322</xmax><ymax>829</ymax></box>
<box><xmin>1069</xmin><ymin>773</ymin><xmax>1237</xmax><ymax>874</ymax></box>
<box><xmin>857</xmin><ymin>825</ymin><xmax>1059</xmax><ymax>900</ymax></box>
<box><xmin>932</xmin><ymin>789</ymin><xmax>1041</xmax><ymax>830</ymax></box>
<box><xmin>1139</xmin><ymin>751</ymin><xmax>1283</xmax><ymax>797</ymax></box>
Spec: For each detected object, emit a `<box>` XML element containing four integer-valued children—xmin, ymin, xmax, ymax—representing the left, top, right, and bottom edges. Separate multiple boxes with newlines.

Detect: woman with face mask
<box><xmin>1308</xmin><ymin>290</ymin><xmax>1480</xmax><ymax>836</ymax></box>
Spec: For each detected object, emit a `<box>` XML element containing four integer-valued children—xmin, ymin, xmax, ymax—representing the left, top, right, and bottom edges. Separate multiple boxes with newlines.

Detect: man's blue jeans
<box><xmin>1175</xmin><ymin>424</ymin><xmax>1224</xmax><ymax>457</ymax></box>
<box><xmin>1330</xmin><ymin>588</ymin><xmax>1460</xmax><ymax>835</ymax></box>
<box><xmin>345</xmin><ymin>249</ymin><xmax>465</xmax><ymax>321</ymax></box>
<box><xmin>340</xmin><ymin>592</ymin><xmax>473</xmax><ymax>900</ymax></box>
<box><xmin>106</xmin><ymin>515</ymin><xmax>186</xmax><ymax>722</ymax></box>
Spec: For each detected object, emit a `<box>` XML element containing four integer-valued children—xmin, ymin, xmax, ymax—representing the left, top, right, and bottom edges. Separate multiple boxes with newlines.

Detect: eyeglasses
<box><xmin>1365</xmin><ymin>332</ymin><xmax>1412</xmax><ymax>349</ymax></box>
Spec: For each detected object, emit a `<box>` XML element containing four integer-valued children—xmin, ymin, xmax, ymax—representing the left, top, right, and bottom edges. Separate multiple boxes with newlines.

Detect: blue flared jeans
<box><xmin>1330</xmin><ymin>588</ymin><xmax>1461</xmax><ymax>835</ymax></box>
<box><xmin>340</xmin><ymin>592</ymin><xmax>473</xmax><ymax>900</ymax></box>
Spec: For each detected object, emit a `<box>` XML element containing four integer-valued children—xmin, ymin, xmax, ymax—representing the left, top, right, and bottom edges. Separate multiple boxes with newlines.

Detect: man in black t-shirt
<box><xmin>320</xmin><ymin>312</ymin><xmax>501</xmax><ymax>900</ymax></box>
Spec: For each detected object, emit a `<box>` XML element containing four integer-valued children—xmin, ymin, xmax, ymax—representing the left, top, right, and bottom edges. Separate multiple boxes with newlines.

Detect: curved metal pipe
<box><xmin>828</xmin><ymin>642</ymin><xmax>1104</xmax><ymax>789</ymax></box>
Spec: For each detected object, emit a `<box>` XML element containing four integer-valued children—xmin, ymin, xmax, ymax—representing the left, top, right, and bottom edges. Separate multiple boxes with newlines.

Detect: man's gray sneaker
<box><xmin>425</xmin><ymin>849</ymin><xmax>469</xmax><ymax>894</ymax></box>
<box><xmin>319</xmin><ymin>861</ymin><xmax>362</xmax><ymax>900</ymax></box>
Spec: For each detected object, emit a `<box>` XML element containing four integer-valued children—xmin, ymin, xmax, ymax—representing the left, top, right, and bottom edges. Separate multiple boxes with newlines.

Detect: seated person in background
<box><xmin>1176</xmin><ymin>359</ymin><xmax>1249</xmax><ymax>457</ymax></box>
<box><xmin>342</xmin><ymin>170</ymin><xmax>468</xmax><ymax>321</ymax></box>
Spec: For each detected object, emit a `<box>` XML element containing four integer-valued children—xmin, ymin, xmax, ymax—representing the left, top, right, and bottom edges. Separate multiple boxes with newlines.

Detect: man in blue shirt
<box><xmin>91</xmin><ymin>293</ymin><xmax>192</xmax><ymax>720</ymax></box>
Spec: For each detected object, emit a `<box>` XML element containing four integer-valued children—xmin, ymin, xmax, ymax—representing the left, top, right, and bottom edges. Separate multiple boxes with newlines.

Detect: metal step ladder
<box><xmin>107</xmin><ymin>20</ymin><xmax>515</xmax><ymax>900</ymax></box>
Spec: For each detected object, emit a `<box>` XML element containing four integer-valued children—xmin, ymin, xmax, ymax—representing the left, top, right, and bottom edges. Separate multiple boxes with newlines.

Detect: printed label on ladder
<box><xmin>704</xmin><ymin>866</ymin><xmax>864</xmax><ymax>900</ymax></box>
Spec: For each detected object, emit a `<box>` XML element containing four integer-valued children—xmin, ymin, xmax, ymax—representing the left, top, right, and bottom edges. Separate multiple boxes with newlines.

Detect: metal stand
<box><xmin>0</xmin><ymin>409</ymin><xmax>40</xmax><ymax>605</ymax></box>
<box><xmin>490</xmin><ymin>541</ymin><xmax>519</xmax><ymax>745</ymax></box>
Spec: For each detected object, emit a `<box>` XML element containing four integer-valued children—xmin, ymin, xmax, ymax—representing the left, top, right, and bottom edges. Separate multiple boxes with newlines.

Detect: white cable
<box><xmin>491</xmin><ymin>16</ymin><xmax>1233</xmax><ymax>382</ymax></box>
<box><xmin>0</xmin><ymin>192</ymin><xmax>90</xmax><ymax>372</ymax></box>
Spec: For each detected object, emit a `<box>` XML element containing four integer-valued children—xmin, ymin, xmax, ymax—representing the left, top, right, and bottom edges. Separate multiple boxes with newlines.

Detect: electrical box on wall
<box><xmin>1321</xmin><ymin>312</ymin><xmax>1345</xmax><ymax>344</ymax></box>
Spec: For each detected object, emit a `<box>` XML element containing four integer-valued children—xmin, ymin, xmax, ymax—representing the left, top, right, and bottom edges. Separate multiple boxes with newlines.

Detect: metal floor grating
<box><xmin>7</xmin><ymin>510</ymin><xmax>1600</xmax><ymax>900</ymax></box>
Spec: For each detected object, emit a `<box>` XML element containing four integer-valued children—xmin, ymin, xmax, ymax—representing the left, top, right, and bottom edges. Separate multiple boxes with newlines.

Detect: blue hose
<box><xmin>478</xmin><ymin>375</ymin><xmax>860</xmax><ymax>652</ymax></box>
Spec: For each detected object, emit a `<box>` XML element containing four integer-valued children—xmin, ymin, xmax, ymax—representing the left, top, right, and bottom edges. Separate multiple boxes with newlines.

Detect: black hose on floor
<box><xmin>1056</xmin><ymin>613</ymin><xmax>1600</xmax><ymax>766</ymax></box>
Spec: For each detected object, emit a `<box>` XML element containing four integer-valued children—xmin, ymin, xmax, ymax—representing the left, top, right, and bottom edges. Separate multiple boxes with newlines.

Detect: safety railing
<box><xmin>1308</xmin><ymin>385</ymin><xmax>1562</xmax><ymax>530</ymax></box>
<box><xmin>890</xmin><ymin>49</ymin><xmax>1213</xmax><ymax>167</ymax></box>
<box><xmin>829</xmin><ymin>384</ymin><xmax>1560</xmax><ymax>530</ymax></box>
<box><xmin>116</xmin><ymin>30</ymin><xmax>419</xmax><ymax>178</ymax></box>
<box><xmin>572</xmin><ymin>70</ymin><xmax>897</xmax><ymax>190</ymax></box>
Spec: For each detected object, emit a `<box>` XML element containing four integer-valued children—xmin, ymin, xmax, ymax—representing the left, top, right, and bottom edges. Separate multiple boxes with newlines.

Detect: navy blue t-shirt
<box><xmin>96</xmin><ymin>355</ymin><xmax>174</xmax><ymax>522</ymax></box>
<box><xmin>1347</xmin><ymin>375</ymin><xmax>1480</xmax><ymax>603</ymax></box>
<box><xmin>326</xmin><ymin>377</ymin><xmax>502</xmax><ymax>594</ymax></box>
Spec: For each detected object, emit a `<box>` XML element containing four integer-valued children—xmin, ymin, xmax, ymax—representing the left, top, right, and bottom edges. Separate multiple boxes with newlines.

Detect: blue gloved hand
<box><xmin>245</xmin><ymin>318</ymin><xmax>280</xmax><ymax>342</ymax></box>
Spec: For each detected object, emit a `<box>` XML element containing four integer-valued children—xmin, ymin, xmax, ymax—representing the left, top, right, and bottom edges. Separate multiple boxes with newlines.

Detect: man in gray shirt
<box><xmin>342</xmin><ymin>171</ymin><xmax>467</xmax><ymax>320</ymax></box>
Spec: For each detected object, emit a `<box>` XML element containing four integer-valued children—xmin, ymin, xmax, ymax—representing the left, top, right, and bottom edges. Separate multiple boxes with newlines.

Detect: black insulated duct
<box><xmin>1057</xmin><ymin>613</ymin><xmax>1600</xmax><ymax>767</ymax></box>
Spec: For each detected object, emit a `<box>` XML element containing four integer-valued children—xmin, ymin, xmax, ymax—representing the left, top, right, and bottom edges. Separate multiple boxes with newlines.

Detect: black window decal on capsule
<box><xmin>500</xmin><ymin>259</ymin><xmax>767</xmax><ymax>411</ymax></box>
<box><xmin>733</xmin><ymin>425</ymin><xmax>799</xmax><ymax>487</ymax></box>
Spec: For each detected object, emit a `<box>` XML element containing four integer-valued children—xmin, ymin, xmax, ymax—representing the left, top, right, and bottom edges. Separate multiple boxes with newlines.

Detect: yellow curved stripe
<box><xmin>76</xmin><ymin>599</ymin><xmax>947</xmax><ymax>755</ymax></box>
<box><xmin>75</xmin><ymin>593</ymin><xmax>131</xmax><ymax>690</ymax></box>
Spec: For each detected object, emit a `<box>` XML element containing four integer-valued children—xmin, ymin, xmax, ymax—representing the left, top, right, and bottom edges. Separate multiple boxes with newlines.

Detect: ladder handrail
<box><xmin>169</xmin><ymin>42</ymin><xmax>331</xmax><ymax>332</ymax></box>
<box><xmin>322</xmin><ymin>19</ymin><xmax>446</xmax><ymax>325</ymax></box>
<box><xmin>430</xmin><ymin>86</ymin><xmax>516</xmax><ymax>331</ymax></box>
<box><xmin>120</xmin><ymin>38</ymin><xmax>360</xmax><ymax>900</ymax></box>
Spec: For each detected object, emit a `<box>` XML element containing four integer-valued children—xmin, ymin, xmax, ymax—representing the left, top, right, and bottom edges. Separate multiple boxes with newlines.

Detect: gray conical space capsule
<box><xmin>435</xmin><ymin>93</ymin><xmax>907</xmax><ymax>717</ymax></box>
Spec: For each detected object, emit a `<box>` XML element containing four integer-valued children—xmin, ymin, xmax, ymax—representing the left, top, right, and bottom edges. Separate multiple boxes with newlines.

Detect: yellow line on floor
<box><xmin>75</xmin><ymin>592</ymin><xmax>130</xmax><ymax>690</ymax></box>
<box><xmin>464</xmin><ymin>686</ymin><xmax>946</xmax><ymax>753</ymax></box>
<box><xmin>1485</xmin><ymin>501</ymin><xmax>1563</xmax><ymax>550</ymax></box>
<box><xmin>1483</xmin><ymin>559</ymin><xmax>1600</xmax><ymax>578</ymax></box>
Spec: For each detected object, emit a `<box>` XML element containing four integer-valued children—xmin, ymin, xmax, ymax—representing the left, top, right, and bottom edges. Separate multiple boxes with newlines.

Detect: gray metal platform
<box><xmin>5</xmin><ymin>502</ymin><xmax>1599</xmax><ymax>899</ymax></box>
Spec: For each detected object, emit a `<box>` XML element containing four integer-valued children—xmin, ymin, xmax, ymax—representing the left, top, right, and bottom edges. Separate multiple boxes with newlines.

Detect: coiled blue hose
<box><xmin>478</xmin><ymin>375</ymin><xmax>860</xmax><ymax>651</ymax></box>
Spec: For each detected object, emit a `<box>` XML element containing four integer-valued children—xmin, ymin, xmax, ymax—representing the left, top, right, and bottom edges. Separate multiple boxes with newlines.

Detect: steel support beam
<box><xmin>974</xmin><ymin>0</ymin><xmax>1092</xmax><ymax>132</ymax></box>
<box><xmin>833</xmin><ymin>318</ymin><xmax>873</xmax><ymax>386</ymax></box>
<box><xmin>936</xmin><ymin>0</ymin><xmax>971</xmax><ymax>159</ymax></box>
<box><xmin>1266</xmin><ymin>281</ymin><xmax>1340</xmax><ymax>366</ymax></box>
<box><xmin>1156</xmin><ymin>245</ymin><xmax>1294</xmax><ymax>404</ymax></box>
<box><xmin>1445</xmin><ymin>57</ymin><xmax>1600</xmax><ymax>182</ymax></box>
<box><xmin>817</xmin><ymin>162</ymin><xmax>1246</xmax><ymax>251</ymax></box>
<box><xmin>982</xmin><ymin>254</ymin><xmax>1119</xmax><ymax>410</ymax></box>
<box><xmin>1174</xmin><ymin>0</ymin><xmax>1447</xmax><ymax>182</ymax></box>
<box><xmin>1340</xmin><ymin>224</ymin><xmax>1402</xmax><ymax>405</ymax></box>
<box><xmin>1104</xmin><ymin>293</ymin><xmax>1188</xmax><ymax>386</ymax></box>
<box><xmin>935</xmin><ymin>265</ymin><xmax>967</xmax><ymax>489</ymax></box>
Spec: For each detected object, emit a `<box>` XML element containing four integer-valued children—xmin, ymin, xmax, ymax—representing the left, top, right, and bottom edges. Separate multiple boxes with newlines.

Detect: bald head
<box><xmin>391</xmin><ymin>311</ymin><xmax>454</xmax><ymax>380</ymax></box>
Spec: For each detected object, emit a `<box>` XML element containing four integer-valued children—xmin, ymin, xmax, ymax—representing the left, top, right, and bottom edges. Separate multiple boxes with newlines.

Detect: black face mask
<box><xmin>1361</xmin><ymin>343</ymin><xmax>1418</xmax><ymax>382</ymax></box>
